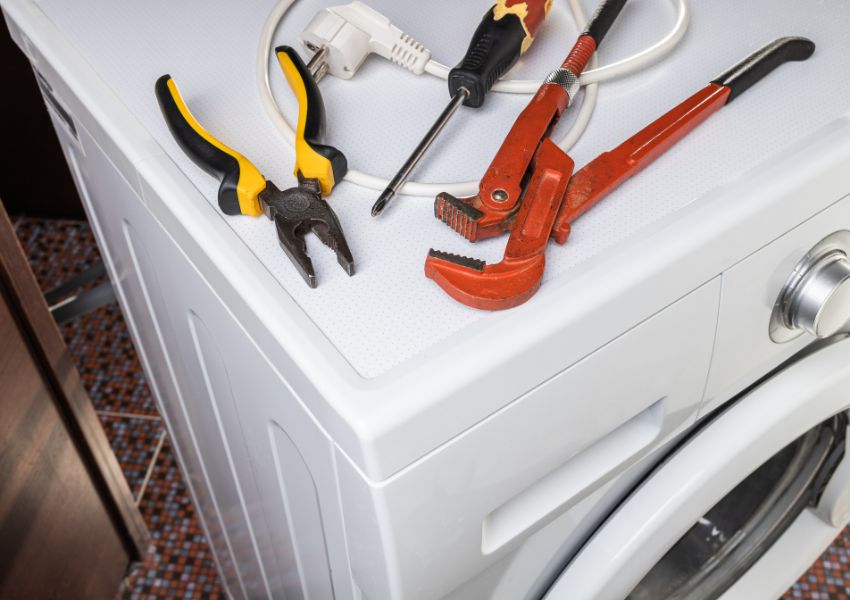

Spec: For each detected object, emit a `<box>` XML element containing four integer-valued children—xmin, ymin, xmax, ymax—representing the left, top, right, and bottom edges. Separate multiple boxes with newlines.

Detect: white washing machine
<box><xmin>4</xmin><ymin>0</ymin><xmax>850</xmax><ymax>597</ymax></box>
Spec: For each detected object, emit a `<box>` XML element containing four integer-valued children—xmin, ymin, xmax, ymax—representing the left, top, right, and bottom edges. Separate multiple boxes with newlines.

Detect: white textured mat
<box><xmin>34</xmin><ymin>0</ymin><xmax>850</xmax><ymax>377</ymax></box>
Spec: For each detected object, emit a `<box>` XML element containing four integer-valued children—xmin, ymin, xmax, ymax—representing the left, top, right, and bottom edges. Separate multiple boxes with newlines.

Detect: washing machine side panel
<box><xmin>119</xmin><ymin>209</ymin><xmax>339</xmax><ymax>600</ymax></box>
<box><xmin>46</xmin><ymin>123</ymin><xmax>252</xmax><ymax>597</ymax></box>
<box><xmin>131</xmin><ymin>171</ymin><xmax>353</xmax><ymax>600</ymax></box>
<box><xmin>35</xmin><ymin>101</ymin><xmax>350</xmax><ymax>599</ymax></box>
<box><xmin>9</xmin><ymin>14</ymin><xmax>357</xmax><ymax>597</ymax></box>
<box><xmin>337</xmin><ymin>280</ymin><xmax>720</xmax><ymax>600</ymax></box>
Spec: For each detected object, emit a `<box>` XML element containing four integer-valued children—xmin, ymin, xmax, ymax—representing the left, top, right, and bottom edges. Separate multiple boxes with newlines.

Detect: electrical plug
<box><xmin>300</xmin><ymin>1</ymin><xmax>431</xmax><ymax>80</ymax></box>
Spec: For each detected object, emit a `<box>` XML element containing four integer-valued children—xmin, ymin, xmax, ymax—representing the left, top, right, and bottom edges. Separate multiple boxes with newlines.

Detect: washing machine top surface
<box><xmin>28</xmin><ymin>0</ymin><xmax>850</xmax><ymax>378</ymax></box>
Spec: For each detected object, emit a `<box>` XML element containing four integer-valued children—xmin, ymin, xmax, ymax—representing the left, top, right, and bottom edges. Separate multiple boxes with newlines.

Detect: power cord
<box><xmin>257</xmin><ymin>0</ymin><xmax>689</xmax><ymax>198</ymax></box>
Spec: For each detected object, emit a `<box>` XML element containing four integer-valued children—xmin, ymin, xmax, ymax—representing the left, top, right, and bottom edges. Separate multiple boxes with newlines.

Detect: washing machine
<box><xmin>4</xmin><ymin>0</ymin><xmax>850</xmax><ymax>597</ymax></box>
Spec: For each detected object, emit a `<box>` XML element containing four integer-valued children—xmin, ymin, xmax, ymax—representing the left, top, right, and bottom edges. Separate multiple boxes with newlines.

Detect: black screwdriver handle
<box><xmin>711</xmin><ymin>36</ymin><xmax>815</xmax><ymax>103</ymax></box>
<box><xmin>449</xmin><ymin>0</ymin><xmax>551</xmax><ymax>108</ymax></box>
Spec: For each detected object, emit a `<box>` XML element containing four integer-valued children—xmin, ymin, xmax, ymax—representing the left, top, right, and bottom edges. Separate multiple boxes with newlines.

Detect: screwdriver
<box><xmin>371</xmin><ymin>0</ymin><xmax>553</xmax><ymax>217</ymax></box>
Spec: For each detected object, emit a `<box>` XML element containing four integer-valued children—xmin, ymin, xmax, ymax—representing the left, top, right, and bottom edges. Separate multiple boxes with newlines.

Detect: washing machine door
<box><xmin>544</xmin><ymin>335</ymin><xmax>850</xmax><ymax>600</ymax></box>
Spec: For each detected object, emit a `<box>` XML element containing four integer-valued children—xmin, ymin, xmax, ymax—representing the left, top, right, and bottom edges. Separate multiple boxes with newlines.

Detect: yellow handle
<box><xmin>493</xmin><ymin>0</ymin><xmax>553</xmax><ymax>54</ymax></box>
<box><xmin>155</xmin><ymin>75</ymin><xmax>265</xmax><ymax>216</ymax></box>
<box><xmin>276</xmin><ymin>46</ymin><xmax>347</xmax><ymax>197</ymax></box>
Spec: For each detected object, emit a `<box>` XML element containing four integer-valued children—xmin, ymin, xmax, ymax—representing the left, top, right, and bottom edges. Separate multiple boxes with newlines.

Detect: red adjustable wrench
<box><xmin>426</xmin><ymin>36</ymin><xmax>815</xmax><ymax>310</ymax></box>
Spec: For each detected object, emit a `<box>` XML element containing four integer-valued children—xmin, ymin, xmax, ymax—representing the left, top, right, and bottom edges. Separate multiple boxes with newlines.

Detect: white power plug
<box><xmin>300</xmin><ymin>1</ymin><xmax>432</xmax><ymax>79</ymax></box>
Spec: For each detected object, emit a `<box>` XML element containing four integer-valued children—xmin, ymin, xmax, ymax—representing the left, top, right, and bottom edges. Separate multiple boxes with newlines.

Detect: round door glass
<box><xmin>628</xmin><ymin>413</ymin><xmax>847</xmax><ymax>600</ymax></box>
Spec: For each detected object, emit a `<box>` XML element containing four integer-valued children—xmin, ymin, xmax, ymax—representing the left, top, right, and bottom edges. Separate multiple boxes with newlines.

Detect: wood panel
<box><xmin>0</xmin><ymin>199</ymin><xmax>149</xmax><ymax>598</ymax></box>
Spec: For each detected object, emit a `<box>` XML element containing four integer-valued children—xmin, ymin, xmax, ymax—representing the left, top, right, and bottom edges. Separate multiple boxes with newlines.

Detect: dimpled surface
<box><xmin>30</xmin><ymin>0</ymin><xmax>850</xmax><ymax>378</ymax></box>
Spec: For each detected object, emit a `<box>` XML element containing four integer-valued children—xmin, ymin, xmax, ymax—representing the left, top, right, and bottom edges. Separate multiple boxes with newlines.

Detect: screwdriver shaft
<box><xmin>372</xmin><ymin>88</ymin><xmax>470</xmax><ymax>217</ymax></box>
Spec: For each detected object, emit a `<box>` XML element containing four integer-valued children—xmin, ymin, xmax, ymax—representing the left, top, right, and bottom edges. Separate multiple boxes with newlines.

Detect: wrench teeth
<box><xmin>427</xmin><ymin>249</ymin><xmax>486</xmax><ymax>272</ymax></box>
<box><xmin>435</xmin><ymin>193</ymin><xmax>484</xmax><ymax>241</ymax></box>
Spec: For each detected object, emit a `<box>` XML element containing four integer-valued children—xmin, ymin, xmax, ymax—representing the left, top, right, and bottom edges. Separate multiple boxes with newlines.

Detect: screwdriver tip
<box><xmin>371</xmin><ymin>190</ymin><xmax>395</xmax><ymax>217</ymax></box>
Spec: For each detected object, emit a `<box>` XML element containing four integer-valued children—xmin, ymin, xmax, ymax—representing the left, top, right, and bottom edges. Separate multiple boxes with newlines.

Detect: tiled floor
<box><xmin>784</xmin><ymin>541</ymin><xmax>850</xmax><ymax>600</ymax></box>
<box><xmin>12</xmin><ymin>216</ymin><xmax>850</xmax><ymax>599</ymax></box>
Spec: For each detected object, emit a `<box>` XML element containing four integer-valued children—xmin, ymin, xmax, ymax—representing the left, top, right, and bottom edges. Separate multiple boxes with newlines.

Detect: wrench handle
<box><xmin>712</xmin><ymin>36</ymin><xmax>815</xmax><ymax>103</ymax></box>
<box><xmin>552</xmin><ymin>83</ymin><xmax>730</xmax><ymax>244</ymax></box>
<box><xmin>552</xmin><ymin>36</ymin><xmax>817</xmax><ymax>244</ymax></box>
<box><xmin>583</xmin><ymin>0</ymin><xmax>628</xmax><ymax>45</ymax></box>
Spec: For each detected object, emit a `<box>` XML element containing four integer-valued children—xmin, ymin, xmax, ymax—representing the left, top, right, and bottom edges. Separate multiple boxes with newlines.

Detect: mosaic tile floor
<box><xmin>12</xmin><ymin>216</ymin><xmax>850</xmax><ymax>599</ymax></box>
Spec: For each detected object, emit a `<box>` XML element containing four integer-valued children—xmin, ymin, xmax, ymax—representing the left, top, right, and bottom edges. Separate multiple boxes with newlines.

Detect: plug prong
<box><xmin>307</xmin><ymin>46</ymin><xmax>329</xmax><ymax>82</ymax></box>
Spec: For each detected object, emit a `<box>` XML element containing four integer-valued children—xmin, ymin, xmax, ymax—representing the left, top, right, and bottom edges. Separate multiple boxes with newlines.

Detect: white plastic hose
<box><xmin>257</xmin><ymin>0</ymin><xmax>689</xmax><ymax>197</ymax></box>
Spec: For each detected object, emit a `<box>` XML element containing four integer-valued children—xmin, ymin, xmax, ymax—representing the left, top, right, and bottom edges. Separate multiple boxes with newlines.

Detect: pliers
<box><xmin>426</xmin><ymin>33</ymin><xmax>815</xmax><ymax>310</ymax></box>
<box><xmin>155</xmin><ymin>46</ymin><xmax>354</xmax><ymax>288</ymax></box>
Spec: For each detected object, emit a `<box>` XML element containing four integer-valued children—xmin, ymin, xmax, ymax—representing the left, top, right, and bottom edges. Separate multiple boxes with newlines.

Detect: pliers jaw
<box><xmin>155</xmin><ymin>46</ymin><xmax>356</xmax><ymax>289</ymax></box>
<box><xmin>260</xmin><ymin>179</ymin><xmax>355</xmax><ymax>288</ymax></box>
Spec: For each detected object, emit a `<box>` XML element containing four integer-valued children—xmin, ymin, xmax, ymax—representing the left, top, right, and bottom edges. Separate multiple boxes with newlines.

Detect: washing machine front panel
<box><xmin>334</xmin><ymin>281</ymin><xmax>720</xmax><ymax>600</ymax></box>
<box><xmin>703</xmin><ymin>195</ymin><xmax>850</xmax><ymax>417</ymax></box>
<box><xmin>547</xmin><ymin>187</ymin><xmax>850</xmax><ymax>599</ymax></box>
<box><xmin>545</xmin><ymin>335</ymin><xmax>850</xmax><ymax>600</ymax></box>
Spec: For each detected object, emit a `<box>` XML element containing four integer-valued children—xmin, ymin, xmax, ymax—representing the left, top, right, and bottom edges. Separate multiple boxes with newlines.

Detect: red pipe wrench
<box><xmin>425</xmin><ymin>36</ymin><xmax>815</xmax><ymax>310</ymax></box>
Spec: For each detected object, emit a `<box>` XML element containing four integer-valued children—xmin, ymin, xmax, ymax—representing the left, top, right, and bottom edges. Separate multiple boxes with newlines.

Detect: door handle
<box><xmin>482</xmin><ymin>398</ymin><xmax>665</xmax><ymax>554</ymax></box>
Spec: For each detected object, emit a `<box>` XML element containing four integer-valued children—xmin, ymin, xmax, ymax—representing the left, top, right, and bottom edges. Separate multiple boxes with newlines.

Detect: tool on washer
<box><xmin>155</xmin><ymin>46</ymin><xmax>354</xmax><ymax>288</ymax></box>
<box><xmin>371</xmin><ymin>0</ymin><xmax>554</xmax><ymax>217</ymax></box>
<box><xmin>426</xmin><ymin>36</ymin><xmax>816</xmax><ymax>310</ymax></box>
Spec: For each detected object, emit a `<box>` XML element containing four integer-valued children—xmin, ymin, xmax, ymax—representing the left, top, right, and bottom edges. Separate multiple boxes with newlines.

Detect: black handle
<box><xmin>712</xmin><ymin>36</ymin><xmax>815</xmax><ymax>103</ymax></box>
<box><xmin>583</xmin><ymin>0</ymin><xmax>628</xmax><ymax>45</ymax></box>
<box><xmin>154</xmin><ymin>75</ymin><xmax>265</xmax><ymax>216</ymax></box>
<box><xmin>448</xmin><ymin>7</ymin><xmax>530</xmax><ymax>108</ymax></box>
<box><xmin>275</xmin><ymin>46</ymin><xmax>347</xmax><ymax>194</ymax></box>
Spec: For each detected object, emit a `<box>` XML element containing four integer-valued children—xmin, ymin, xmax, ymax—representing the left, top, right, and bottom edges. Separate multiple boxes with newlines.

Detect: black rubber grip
<box><xmin>275</xmin><ymin>46</ymin><xmax>347</xmax><ymax>184</ymax></box>
<box><xmin>155</xmin><ymin>74</ymin><xmax>254</xmax><ymax>215</ymax></box>
<box><xmin>711</xmin><ymin>36</ymin><xmax>815</xmax><ymax>103</ymax></box>
<box><xmin>448</xmin><ymin>8</ymin><xmax>528</xmax><ymax>108</ymax></box>
<box><xmin>583</xmin><ymin>0</ymin><xmax>628</xmax><ymax>45</ymax></box>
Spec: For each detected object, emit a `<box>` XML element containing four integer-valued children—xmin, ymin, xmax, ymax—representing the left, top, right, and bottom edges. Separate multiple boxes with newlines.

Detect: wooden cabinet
<box><xmin>0</xmin><ymin>201</ymin><xmax>148</xmax><ymax>599</ymax></box>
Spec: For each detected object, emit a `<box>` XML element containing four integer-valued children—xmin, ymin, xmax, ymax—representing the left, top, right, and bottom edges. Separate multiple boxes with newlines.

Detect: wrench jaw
<box><xmin>428</xmin><ymin>138</ymin><xmax>574</xmax><ymax>310</ymax></box>
<box><xmin>435</xmin><ymin>193</ymin><xmax>484</xmax><ymax>242</ymax></box>
<box><xmin>435</xmin><ymin>192</ymin><xmax>517</xmax><ymax>242</ymax></box>
<box><xmin>425</xmin><ymin>250</ymin><xmax>546</xmax><ymax>311</ymax></box>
